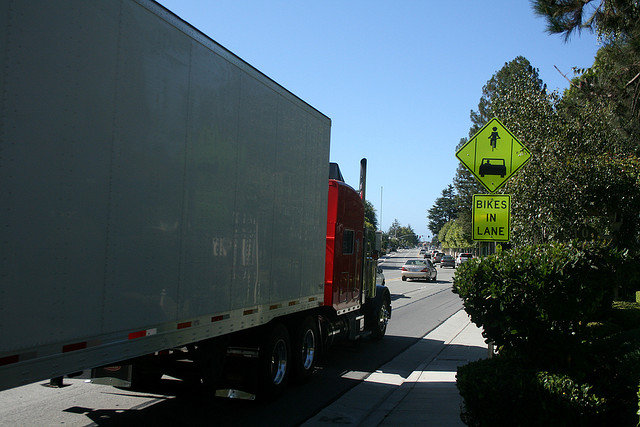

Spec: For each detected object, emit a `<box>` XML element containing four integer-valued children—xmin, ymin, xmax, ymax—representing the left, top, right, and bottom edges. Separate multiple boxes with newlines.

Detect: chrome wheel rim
<box><xmin>378</xmin><ymin>302</ymin><xmax>390</xmax><ymax>331</ymax></box>
<box><xmin>301</xmin><ymin>329</ymin><xmax>316</xmax><ymax>370</ymax></box>
<box><xmin>270</xmin><ymin>338</ymin><xmax>287</xmax><ymax>385</ymax></box>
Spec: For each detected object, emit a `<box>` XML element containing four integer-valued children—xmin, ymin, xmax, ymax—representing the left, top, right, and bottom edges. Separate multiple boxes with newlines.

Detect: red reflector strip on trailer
<box><xmin>288</xmin><ymin>301</ymin><xmax>298</xmax><ymax>306</ymax></box>
<box><xmin>128</xmin><ymin>328</ymin><xmax>157</xmax><ymax>340</ymax></box>
<box><xmin>269</xmin><ymin>304</ymin><xmax>280</xmax><ymax>310</ymax></box>
<box><xmin>0</xmin><ymin>355</ymin><xmax>20</xmax><ymax>366</ymax></box>
<box><xmin>62</xmin><ymin>342</ymin><xmax>87</xmax><ymax>353</ymax></box>
<box><xmin>309</xmin><ymin>297</ymin><xmax>317</xmax><ymax>302</ymax></box>
<box><xmin>243</xmin><ymin>309</ymin><xmax>256</xmax><ymax>315</ymax></box>
<box><xmin>177</xmin><ymin>322</ymin><xmax>192</xmax><ymax>330</ymax></box>
<box><xmin>128</xmin><ymin>330</ymin><xmax>146</xmax><ymax>340</ymax></box>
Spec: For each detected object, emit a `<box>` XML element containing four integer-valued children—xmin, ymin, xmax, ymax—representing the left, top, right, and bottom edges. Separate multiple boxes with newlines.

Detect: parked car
<box><xmin>433</xmin><ymin>252</ymin><xmax>444</xmax><ymax>263</ymax></box>
<box><xmin>440</xmin><ymin>255</ymin><xmax>455</xmax><ymax>268</ymax></box>
<box><xmin>401</xmin><ymin>259</ymin><xmax>437</xmax><ymax>282</ymax></box>
<box><xmin>456</xmin><ymin>253</ymin><xmax>473</xmax><ymax>267</ymax></box>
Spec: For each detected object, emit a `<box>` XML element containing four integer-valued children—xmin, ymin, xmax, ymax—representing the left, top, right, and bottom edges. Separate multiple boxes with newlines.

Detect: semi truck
<box><xmin>0</xmin><ymin>0</ymin><xmax>390</xmax><ymax>399</ymax></box>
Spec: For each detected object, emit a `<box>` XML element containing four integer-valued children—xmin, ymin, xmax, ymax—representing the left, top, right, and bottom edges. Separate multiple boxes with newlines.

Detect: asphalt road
<box><xmin>0</xmin><ymin>248</ymin><xmax>463</xmax><ymax>426</ymax></box>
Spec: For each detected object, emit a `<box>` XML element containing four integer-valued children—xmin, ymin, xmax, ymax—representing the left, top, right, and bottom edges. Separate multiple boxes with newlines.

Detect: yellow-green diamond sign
<box><xmin>456</xmin><ymin>118</ymin><xmax>531</xmax><ymax>193</ymax></box>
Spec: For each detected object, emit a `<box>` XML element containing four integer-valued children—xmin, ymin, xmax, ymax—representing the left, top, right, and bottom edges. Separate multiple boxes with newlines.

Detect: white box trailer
<box><xmin>0</xmin><ymin>0</ymin><xmax>390</xmax><ymax>398</ymax></box>
<box><xmin>0</xmin><ymin>0</ymin><xmax>391</xmax><ymax>395</ymax></box>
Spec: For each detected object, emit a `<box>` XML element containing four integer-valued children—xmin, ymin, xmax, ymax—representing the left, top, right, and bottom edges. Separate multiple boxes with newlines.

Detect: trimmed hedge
<box><xmin>452</xmin><ymin>241</ymin><xmax>636</xmax><ymax>355</ymax></box>
<box><xmin>454</xmin><ymin>243</ymin><xmax>640</xmax><ymax>425</ymax></box>
<box><xmin>457</xmin><ymin>357</ymin><xmax>608</xmax><ymax>426</ymax></box>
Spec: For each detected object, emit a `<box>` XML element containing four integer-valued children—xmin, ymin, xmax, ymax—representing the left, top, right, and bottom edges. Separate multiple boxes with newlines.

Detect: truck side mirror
<box><xmin>375</xmin><ymin>231</ymin><xmax>382</xmax><ymax>251</ymax></box>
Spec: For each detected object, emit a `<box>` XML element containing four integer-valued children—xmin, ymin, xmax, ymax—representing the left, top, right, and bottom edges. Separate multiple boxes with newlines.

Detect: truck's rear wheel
<box><xmin>371</xmin><ymin>296</ymin><xmax>391</xmax><ymax>340</ymax></box>
<box><xmin>292</xmin><ymin>316</ymin><xmax>318</xmax><ymax>381</ymax></box>
<box><xmin>258</xmin><ymin>323</ymin><xmax>290</xmax><ymax>398</ymax></box>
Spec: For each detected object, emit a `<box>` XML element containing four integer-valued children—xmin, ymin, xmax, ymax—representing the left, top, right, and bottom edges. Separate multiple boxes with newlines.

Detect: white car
<box><xmin>455</xmin><ymin>253</ymin><xmax>474</xmax><ymax>267</ymax></box>
<box><xmin>401</xmin><ymin>259</ymin><xmax>437</xmax><ymax>282</ymax></box>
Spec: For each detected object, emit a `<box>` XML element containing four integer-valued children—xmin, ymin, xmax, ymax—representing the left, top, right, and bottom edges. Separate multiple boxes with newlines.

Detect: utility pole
<box><xmin>380</xmin><ymin>186</ymin><xmax>383</xmax><ymax>232</ymax></box>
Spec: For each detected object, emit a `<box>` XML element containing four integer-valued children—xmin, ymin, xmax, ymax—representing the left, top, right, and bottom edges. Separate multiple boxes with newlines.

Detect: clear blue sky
<box><xmin>157</xmin><ymin>0</ymin><xmax>600</xmax><ymax>240</ymax></box>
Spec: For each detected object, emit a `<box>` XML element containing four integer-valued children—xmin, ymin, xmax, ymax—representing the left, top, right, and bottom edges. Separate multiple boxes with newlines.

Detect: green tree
<box><xmin>532</xmin><ymin>0</ymin><xmax>640</xmax><ymax>42</ymax></box>
<box><xmin>388</xmin><ymin>218</ymin><xmax>402</xmax><ymax>238</ymax></box>
<box><xmin>438</xmin><ymin>220</ymin><xmax>453</xmax><ymax>248</ymax></box>
<box><xmin>474</xmin><ymin>56</ymin><xmax>640</xmax><ymax>248</ymax></box>
<box><xmin>450</xmin><ymin>58</ymin><xmax>544</xmax><ymax>250</ymax></box>
<box><xmin>427</xmin><ymin>185</ymin><xmax>458</xmax><ymax>236</ymax></box>
<box><xmin>386</xmin><ymin>219</ymin><xmax>418</xmax><ymax>248</ymax></box>
<box><xmin>397</xmin><ymin>225</ymin><xmax>419</xmax><ymax>247</ymax></box>
<box><xmin>439</xmin><ymin>218</ymin><xmax>474</xmax><ymax>250</ymax></box>
<box><xmin>364</xmin><ymin>199</ymin><xmax>378</xmax><ymax>231</ymax></box>
<box><xmin>471</xmin><ymin>56</ymin><xmax>545</xmax><ymax>128</ymax></box>
<box><xmin>528</xmin><ymin>1</ymin><xmax>640</xmax><ymax>248</ymax></box>
<box><xmin>533</xmin><ymin>0</ymin><xmax>640</xmax><ymax>124</ymax></box>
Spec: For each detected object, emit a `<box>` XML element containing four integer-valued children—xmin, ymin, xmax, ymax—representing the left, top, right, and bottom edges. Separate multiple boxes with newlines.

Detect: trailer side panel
<box><xmin>0</xmin><ymin>0</ymin><xmax>329</xmax><ymax>390</ymax></box>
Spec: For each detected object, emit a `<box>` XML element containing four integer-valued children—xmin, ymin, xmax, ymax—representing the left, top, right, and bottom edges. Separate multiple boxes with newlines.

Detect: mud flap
<box><xmin>90</xmin><ymin>364</ymin><xmax>132</xmax><ymax>387</ymax></box>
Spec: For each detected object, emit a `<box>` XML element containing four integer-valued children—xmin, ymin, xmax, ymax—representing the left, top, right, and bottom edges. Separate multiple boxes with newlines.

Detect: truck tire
<box><xmin>292</xmin><ymin>316</ymin><xmax>318</xmax><ymax>382</ymax></box>
<box><xmin>258</xmin><ymin>323</ymin><xmax>291</xmax><ymax>398</ymax></box>
<box><xmin>371</xmin><ymin>295</ymin><xmax>391</xmax><ymax>340</ymax></box>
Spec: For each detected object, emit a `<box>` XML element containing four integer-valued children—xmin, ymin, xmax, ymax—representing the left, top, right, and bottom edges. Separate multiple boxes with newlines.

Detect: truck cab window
<box><xmin>342</xmin><ymin>229</ymin><xmax>355</xmax><ymax>255</ymax></box>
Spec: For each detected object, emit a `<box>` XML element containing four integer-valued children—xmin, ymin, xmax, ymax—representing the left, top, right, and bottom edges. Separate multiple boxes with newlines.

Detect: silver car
<box><xmin>440</xmin><ymin>255</ymin><xmax>456</xmax><ymax>268</ymax></box>
<box><xmin>401</xmin><ymin>259</ymin><xmax>437</xmax><ymax>282</ymax></box>
<box><xmin>455</xmin><ymin>253</ymin><xmax>473</xmax><ymax>267</ymax></box>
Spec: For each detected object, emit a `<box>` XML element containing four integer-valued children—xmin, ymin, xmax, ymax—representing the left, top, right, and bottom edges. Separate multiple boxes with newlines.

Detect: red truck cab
<box><xmin>324</xmin><ymin>178</ymin><xmax>365</xmax><ymax>313</ymax></box>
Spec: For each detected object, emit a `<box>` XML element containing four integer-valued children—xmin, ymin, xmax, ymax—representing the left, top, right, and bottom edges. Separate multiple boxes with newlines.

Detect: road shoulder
<box><xmin>303</xmin><ymin>309</ymin><xmax>487</xmax><ymax>426</ymax></box>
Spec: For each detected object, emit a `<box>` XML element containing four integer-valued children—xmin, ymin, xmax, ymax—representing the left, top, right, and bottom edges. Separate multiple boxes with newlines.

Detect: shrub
<box><xmin>457</xmin><ymin>357</ymin><xmax>533</xmax><ymax>425</ymax></box>
<box><xmin>536</xmin><ymin>371</ymin><xmax>606</xmax><ymax>416</ymax></box>
<box><xmin>613</xmin><ymin>252</ymin><xmax>640</xmax><ymax>301</ymax></box>
<box><xmin>457</xmin><ymin>356</ymin><xmax>608</xmax><ymax>426</ymax></box>
<box><xmin>586</xmin><ymin>327</ymin><xmax>640</xmax><ymax>423</ymax></box>
<box><xmin>452</xmin><ymin>241</ymin><xmax>631</xmax><ymax>354</ymax></box>
<box><xmin>455</xmin><ymin>242</ymin><xmax>640</xmax><ymax>425</ymax></box>
<box><xmin>609</xmin><ymin>301</ymin><xmax>640</xmax><ymax>328</ymax></box>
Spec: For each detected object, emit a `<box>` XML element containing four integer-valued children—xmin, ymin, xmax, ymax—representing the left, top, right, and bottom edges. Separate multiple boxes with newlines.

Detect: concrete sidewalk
<box><xmin>304</xmin><ymin>309</ymin><xmax>487</xmax><ymax>426</ymax></box>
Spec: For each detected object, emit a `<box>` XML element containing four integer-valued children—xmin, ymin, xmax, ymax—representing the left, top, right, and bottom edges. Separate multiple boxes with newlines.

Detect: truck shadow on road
<box><xmin>61</xmin><ymin>334</ymin><xmax>483</xmax><ymax>426</ymax></box>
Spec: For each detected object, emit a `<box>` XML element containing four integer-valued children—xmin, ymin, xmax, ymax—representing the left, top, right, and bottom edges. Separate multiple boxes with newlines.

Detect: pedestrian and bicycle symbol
<box><xmin>455</xmin><ymin>118</ymin><xmax>531</xmax><ymax>193</ymax></box>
